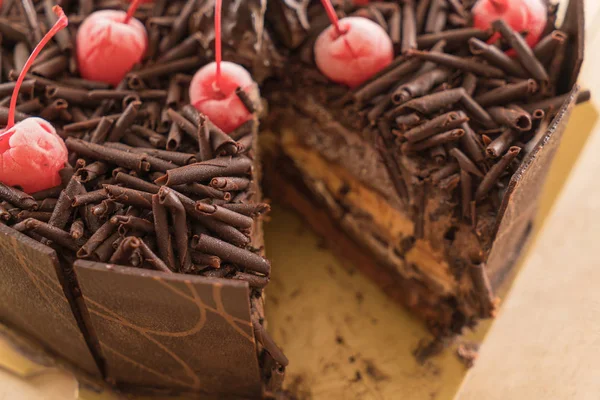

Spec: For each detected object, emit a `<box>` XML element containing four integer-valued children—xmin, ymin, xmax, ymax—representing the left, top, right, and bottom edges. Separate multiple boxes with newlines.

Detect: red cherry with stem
<box><xmin>314</xmin><ymin>0</ymin><xmax>393</xmax><ymax>88</ymax></box>
<box><xmin>189</xmin><ymin>0</ymin><xmax>255</xmax><ymax>134</ymax></box>
<box><xmin>472</xmin><ymin>0</ymin><xmax>547</xmax><ymax>49</ymax></box>
<box><xmin>0</xmin><ymin>6</ymin><xmax>68</xmax><ymax>194</ymax></box>
<box><xmin>76</xmin><ymin>0</ymin><xmax>147</xmax><ymax>86</ymax></box>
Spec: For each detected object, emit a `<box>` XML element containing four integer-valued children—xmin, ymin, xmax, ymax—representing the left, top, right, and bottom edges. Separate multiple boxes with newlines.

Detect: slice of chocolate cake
<box><xmin>264</xmin><ymin>0</ymin><xmax>587</xmax><ymax>336</ymax></box>
<box><xmin>0</xmin><ymin>0</ymin><xmax>285</xmax><ymax>397</ymax></box>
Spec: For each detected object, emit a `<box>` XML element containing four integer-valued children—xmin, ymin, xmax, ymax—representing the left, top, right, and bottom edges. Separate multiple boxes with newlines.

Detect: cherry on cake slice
<box><xmin>264</xmin><ymin>0</ymin><xmax>587</xmax><ymax>336</ymax></box>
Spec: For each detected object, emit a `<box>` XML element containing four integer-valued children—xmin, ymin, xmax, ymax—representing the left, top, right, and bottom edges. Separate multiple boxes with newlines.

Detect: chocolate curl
<box><xmin>486</xmin><ymin>128</ymin><xmax>518</xmax><ymax>158</ymax></box>
<box><xmin>43</xmin><ymin>0</ymin><xmax>71</xmax><ymax>50</ymax></box>
<box><xmin>45</xmin><ymin>86</ymin><xmax>96</xmax><ymax>107</ymax></box>
<box><xmin>415</xmin><ymin>0</ymin><xmax>431</xmax><ymax>32</ymax></box>
<box><xmin>449</xmin><ymin>148</ymin><xmax>484</xmax><ymax>177</ymax></box>
<box><xmin>166</xmin><ymin>122</ymin><xmax>182</xmax><ymax>151</ymax></box>
<box><xmin>173</xmin><ymin>183</ymin><xmax>230</xmax><ymax>201</ymax></box>
<box><xmin>111</xmin><ymin>215</ymin><xmax>155</xmax><ymax>235</ymax></box>
<box><xmin>414</xmin><ymin>39</ymin><xmax>447</xmax><ymax>76</ymax></box>
<box><xmin>64</xmin><ymin>113</ymin><xmax>125</xmax><ymax>132</ymax></box>
<box><xmin>137</xmin><ymin>238</ymin><xmax>172</xmax><ymax>273</ymax></box>
<box><xmin>221</xmin><ymin>203</ymin><xmax>270</xmax><ymax>217</ymax></box>
<box><xmin>180</xmin><ymin>105</ymin><xmax>213</xmax><ymax>160</ymax></box>
<box><xmin>376</xmin><ymin>120</ymin><xmax>409</xmax><ymax>201</ymax></box>
<box><xmin>251</xmin><ymin>318</ymin><xmax>288</xmax><ymax>367</ymax></box>
<box><xmin>460</xmin><ymin>122</ymin><xmax>485</xmax><ymax>163</ymax></box>
<box><xmin>210</xmin><ymin>177</ymin><xmax>250</xmax><ymax>192</ymax></box>
<box><xmin>209</xmin><ymin>124</ymin><xmax>239</xmax><ymax>156</ymax></box>
<box><xmin>108</xmin><ymin>143</ymin><xmax>195</xmax><ymax>166</ymax></box>
<box><xmin>37</xmin><ymin>198</ymin><xmax>58</xmax><ymax>212</ymax></box>
<box><xmin>39</xmin><ymin>98</ymin><xmax>69</xmax><ymax>121</ymax></box>
<box><xmin>159</xmin><ymin>0</ymin><xmax>198</xmax><ymax>53</ymax></box>
<box><xmin>429</xmin><ymin>145</ymin><xmax>446</xmax><ymax>164</ymax></box>
<box><xmin>394</xmin><ymin>113</ymin><xmax>421</xmax><ymax>129</ymax></box>
<box><xmin>20</xmin><ymin>0</ymin><xmax>42</xmax><ymax>45</ymax></box>
<box><xmin>23</xmin><ymin>219</ymin><xmax>85</xmax><ymax>251</ymax></box>
<box><xmin>492</xmin><ymin>20</ymin><xmax>549</xmax><ymax>82</ymax></box>
<box><xmin>91</xmin><ymin>199</ymin><xmax>117</xmax><ymax>219</ymax></box>
<box><xmin>190</xmin><ymin>252</ymin><xmax>220</xmax><ymax>269</ymax></box>
<box><xmin>17</xmin><ymin>211</ymin><xmax>52</xmax><ymax>222</ymax></box>
<box><xmin>460</xmin><ymin>93</ymin><xmax>496</xmax><ymax>129</ymax></box>
<box><xmin>152</xmin><ymin>195</ymin><xmax>176</xmax><ymax>272</ymax></box>
<box><xmin>406</xmin><ymin>49</ymin><xmax>505</xmax><ymax>78</ymax></box>
<box><xmin>109</xmin><ymin>236</ymin><xmax>139</xmax><ymax>265</ymax></box>
<box><xmin>0</xmin><ymin>107</ymin><xmax>30</xmax><ymax>125</ymax></box>
<box><xmin>417</xmin><ymin>28</ymin><xmax>489</xmax><ymax>48</ymax></box>
<box><xmin>398</xmin><ymin>88</ymin><xmax>465</xmax><ymax>115</ymax></box>
<box><xmin>461</xmin><ymin>72</ymin><xmax>477</xmax><ymax>97</ymax></box>
<box><xmin>235</xmin><ymin>87</ymin><xmax>257</xmax><ymax>114</ymax></box>
<box><xmin>229</xmin><ymin>120</ymin><xmax>256</xmax><ymax>141</ymax></box>
<box><xmin>487</xmin><ymin>106</ymin><xmax>532</xmax><ymax>131</ymax></box>
<box><xmin>401</xmin><ymin>0</ymin><xmax>417</xmax><ymax>53</ymax></box>
<box><xmin>16</xmin><ymin>98</ymin><xmax>43</xmax><ymax>114</ymax></box>
<box><xmin>391</xmin><ymin>67</ymin><xmax>452</xmax><ymax>104</ymax></box>
<box><xmin>195</xmin><ymin>202</ymin><xmax>254</xmax><ymax>230</ymax></box>
<box><xmin>76</xmin><ymin>161</ymin><xmax>109</xmax><ymax>183</ymax></box>
<box><xmin>460</xmin><ymin>170</ymin><xmax>472</xmax><ymax>219</ymax></box>
<box><xmin>192</xmin><ymin>234</ymin><xmax>270</xmax><ymax>276</ymax></box>
<box><xmin>31</xmin><ymin>54</ymin><xmax>68</xmax><ymax>78</ymax></box>
<box><xmin>28</xmin><ymin>192</ymin><xmax>55</xmax><ymax>208</ymax></box>
<box><xmin>66</xmin><ymin>138</ymin><xmax>151</xmax><ymax>173</ymax></box>
<box><xmin>475</xmin><ymin>146</ymin><xmax>522</xmax><ymax>200</ymax></box>
<box><xmin>520</xmin><ymin>90</ymin><xmax>590</xmax><ymax>114</ymax></box>
<box><xmin>130</xmin><ymin>56</ymin><xmax>203</xmax><ymax>81</ymax></box>
<box><xmin>402</xmin><ymin>128</ymin><xmax>464</xmax><ymax>152</ymax></box>
<box><xmin>0</xmin><ymin>79</ymin><xmax>35</xmax><ymax>98</ymax></box>
<box><xmin>474</xmin><ymin>79</ymin><xmax>538</xmax><ymax>108</ymax></box>
<box><xmin>232</xmin><ymin>272</ymin><xmax>269</xmax><ymax>289</ymax></box>
<box><xmin>158</xmin><ymin>32</ymin><xmax>203</xmax><ymax>64</ymax></box>
<box><xmin>533</xmin><ymin>30</ymin><xmax>565</xmax><ymax>65</ymax></box>
<box><xmin>468</xmin><ymin>38</ymin><xmax>528</xmax><ymax>78</ymax></box>
<box><xmin>166</xmin><ymin>108</ymin><xmax>197</xmax><ymax>139</ymax></box>
<box><xmin>353</xmin><ymin>58</ymin><xmax>422</xmax><ymax>104</ymax></box>
<box><xmin>546</xmin><ymin>31</ymin><xmax>568</xmax><ymax>90</ymax></box>
<box><xmin>104</xmin><ymin>185</ymin><xmax>153</xmax><ymax>209</ymax></box>
<box><xmin>107</xmin><ymin>100</ymin><xmax>141</xmax><ymax>142</ymax></box>
<box><xmin>78</xmin><ymin>217</ymin><xmax>120</xmax><ymax>258</ymax></box>
<box><xmin>0</xmin><ymin>183</ymin><xmax>38</xmax><ymax>210</ymax></box>
<box><xmin>93</xmin><ymin>231</ymin><xmax>120</xmax><ymax>262</ymax></box>
<box><xmin>128</xmin><ymin>125</ymin><xmax>167</xmax><ymax>148</ymax></box>
<box><xmin>154</xmin><ymin>157</ymin><xmax>253</xmax><ymax>187</ymax></box>
<box><xmin>430</xmin><ymin>163</ymin><xmax>459</xmax><ymax>184</ymax></box>
<box><xmin>158</xmin><ymin>187</ymin><xmax>191</xmax><ymax>271</ymax></box>
<box><xmin>0</xmin><ymin>203</ymin><xmax>10</xmax><ymax>221</ymax></box>
<box><xmin>59</xmin><ymin>77</ymin><xmax>111</xmax><ymax>90</ymax></box>
<box><xmin>115</xmin><ymin>172</ymin><xmax>160</xmax><ymax>195</ymax></box>
<box><xmin>72</xmin><ymin>189</ymin><xmax>108</xmax><ymax>207</ymax></box>
<box><xmin>70</xmin><ymin>218</ymin><xmax>84</xmax><ymax>240</ymax></box>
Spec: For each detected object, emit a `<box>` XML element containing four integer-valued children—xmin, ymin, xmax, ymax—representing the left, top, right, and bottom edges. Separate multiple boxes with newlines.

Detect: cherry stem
<box><xmin>124</xmin><ymin>0</ymin><xmax>142</xmax><ymax>24</ymax></box>
<box><xmin>214</xmin><ymin>0</ymin><xmax>223</xmax><ymax>92</ymax></box>
<box><xmin>319</xmin><ymin>0</ymin><xmax>345</xmax><ymax>37</ymax></box>
<box><xmin>5</xmin><ymin>6</ymin><xmax>68</xmax><ymax>131</ymax></box>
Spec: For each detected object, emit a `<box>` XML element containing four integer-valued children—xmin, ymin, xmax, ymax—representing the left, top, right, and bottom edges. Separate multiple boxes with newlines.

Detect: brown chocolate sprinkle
<box><xmin>468</xmin><ymin>38</ymin><xmax>527</xmax><ymax>78</ymax></box>
<box><xmin>192</xmin><ymin>234</ymin><xmax>270</xmax><ymax>276</ymax></box>
<box><xmin>155</xmin><ymin>157</ymin><xmax>253</xmax><ymax>187</ymax></box>
<box><xmin>487</xmin><ymin>106</ymin><xmax>532</xmax><ymax>131</ymax></box>
<box><xmin>0</xmin><ymin>183</ymin><xmax>38</xmax><ymax>210</ymax></box>
<box><xmin>450</xmin><ymin>148</ymin><xmax>484</xmax><ymax>178</ymax></box>
<box><xmin>406</xmin><ymin>49</ymin><xmax>505</xmax><ymax>78</ymax></box>
<box><xmin>476</xmin><ymin>146</ymin><xmax>521</xmax><ymax>201</ymax></box>
<box><xmin>401</xmin><ymin>0</ymin><xmax>417</xmax><ymax>53</ymax></box>
<box><xmin>492</xmin><ymin>19</ymin><xmax>549</xmax><ymax>82</ymax></box>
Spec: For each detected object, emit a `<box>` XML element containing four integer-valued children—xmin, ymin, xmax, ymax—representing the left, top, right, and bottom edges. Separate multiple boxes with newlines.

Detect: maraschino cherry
<box><xmin>189</xmin><ymin>0</ymin><xmax>255</xmax><ymax>133</ymax></box>
<box><xmin>76</xmin><ymin>0</ymin><xmax>147</xmax><ymax>86</ymax></box>
<box><xmin>472</xmin><ymin>0</ymin><xmax>547</xmax><ymax>49</ymax></box>
<box><xmin>0</xmin><ymin>6</ymin><xmax>68</xmax><ymax>194</ymax></box>
<box><xmin>314</xmin><ymin>0</ymin><xmax>393</xmax><ymax>88</ymax></box>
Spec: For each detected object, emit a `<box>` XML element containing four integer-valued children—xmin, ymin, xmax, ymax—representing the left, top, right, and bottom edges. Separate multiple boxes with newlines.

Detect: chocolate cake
<box><xmin>0</xmin><ymin>0</ymin><xmax>286</xmax><ymax>398</ymax></box>
<box><xmin>262</xmin><ymin>0</ymin><xmax>586</xmax><ymax>336</ymax></box>
<box><xmin>0</xmin><ymin>0</ymin><xmax>588</xmax><ymax>398</ymax></box>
